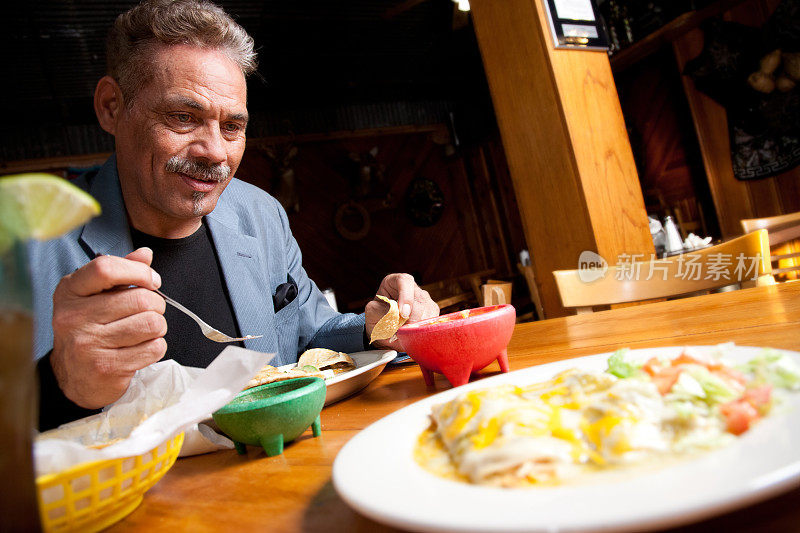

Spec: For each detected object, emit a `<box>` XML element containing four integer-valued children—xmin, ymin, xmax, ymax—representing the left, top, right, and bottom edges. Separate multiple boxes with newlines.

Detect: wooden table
<box><xmin>112</xmin><ymin>282</ymin><xmax>800</xmax><ymax>532</ymax></box>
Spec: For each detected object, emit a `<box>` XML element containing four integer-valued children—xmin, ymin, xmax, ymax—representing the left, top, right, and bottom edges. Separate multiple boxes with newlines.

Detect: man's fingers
<box><xmin>66</xmin><ymin>254</ymin><xmax>162</xmax><ymax>297</ymax></box>
<box><xmin>91</xmin><ymin>287</ymin><xmax>166</xmax><ymax>324</ymax></box>
<box><xmin>374</xmin><ymin>273</ymin><xmax>438</xmax><ymax>323</ymax></box>
<box><xmin>111</xmin><ymin>337</ymin><xmax>168</xmax><ymax>374</ymax></box>
<box><xmin>389</xmin><ymin>273</ymin><xmax>415</xmax><ymax>319</ymax></box>
<box><xmin>409</xmin><ymin>287</ymin><xmax>436</xmax><ymax>321</ymax></box>
<box><xmin>101</xmin><ymin>310</ymin><xmax>168</xmax><ymax>348</ymax></box>
<box><xmin>125</xmin><ymin>246</ymin><xmax>154</xmax><ymax>266</ymax></box>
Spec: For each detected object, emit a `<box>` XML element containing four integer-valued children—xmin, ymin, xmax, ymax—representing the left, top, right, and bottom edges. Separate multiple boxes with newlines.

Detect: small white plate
<box><xmin>281</xmin><ymin>350</ymin><xmax>396</xmax><ymax>405</ymax></box>
<box><xmin>333</xmin><ymin>345</ymin><xmax>800</xmax><ymax>532</ymax></box>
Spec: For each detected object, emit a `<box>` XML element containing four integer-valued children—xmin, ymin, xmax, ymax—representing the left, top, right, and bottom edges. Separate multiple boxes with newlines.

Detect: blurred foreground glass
<box><xmin>0</xmin><ymin>241</ymin><xmax>41</xmax><ymax>530</ymax></box>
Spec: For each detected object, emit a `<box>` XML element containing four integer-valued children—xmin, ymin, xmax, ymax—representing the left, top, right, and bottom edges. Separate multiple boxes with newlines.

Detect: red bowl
<box><xmin>396</xmin><ymin>304</ymin><xmax>516</xmax><ymax>388</ymax></box>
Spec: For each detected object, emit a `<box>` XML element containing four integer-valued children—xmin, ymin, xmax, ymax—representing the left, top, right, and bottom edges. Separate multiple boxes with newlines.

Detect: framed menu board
<box><xmin>543</xmin><ymin>0</ymin><xmax>609</xmax><ymax>51</ymax></box>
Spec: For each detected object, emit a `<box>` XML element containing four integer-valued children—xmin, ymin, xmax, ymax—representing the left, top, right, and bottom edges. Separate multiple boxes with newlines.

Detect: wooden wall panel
<box><xmin>616</xmin><ymin>49</ymin><xmax>717</xmax><ymax>237</ymax></box>
<box><xmin>673</xmin><ymin>0</ymin><xmax>800</xmax><ymax>237</ymax></box>
<box><xmin>235</xmin><ymin>127</ymin><xmax>522</xmax><ymax>312</ymax></box>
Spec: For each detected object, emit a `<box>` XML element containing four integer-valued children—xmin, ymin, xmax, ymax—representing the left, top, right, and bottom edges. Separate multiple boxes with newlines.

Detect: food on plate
<box><xmin>298</xmin><ymin>348</ymin><xmax>356</xmax><ymax>374</ymax></box>
<box><xmin>245</xmin><ymin>364</ymin><xmax>327</xmax><ymax>390</ymax></box>
<box><xmin>414</xmin><ymin>347</ymin><xmax>800</xmax><ymax>487</ymax></box>
<box><xmin>245</xmin><ymin>348</ymin><xmax>357</xmax><ymax>390</ymax></box>
<box><xmin>369</xmin><ymin>295</ymin><xmax>407</xmax><ymax>344</ymax></box>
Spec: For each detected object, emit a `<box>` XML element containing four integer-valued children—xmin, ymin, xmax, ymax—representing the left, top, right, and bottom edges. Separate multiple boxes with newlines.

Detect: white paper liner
<box><xmin>34</xmin><ymin>346</ymin><xmax>273</xmax><ymax>477</ymax></box>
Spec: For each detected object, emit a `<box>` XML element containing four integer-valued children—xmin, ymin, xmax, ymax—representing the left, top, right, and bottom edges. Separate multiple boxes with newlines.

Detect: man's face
<box><xmin>113</xmin><ymin>44</ymin><xmax>248</xmax><ymax>237</ymax></box>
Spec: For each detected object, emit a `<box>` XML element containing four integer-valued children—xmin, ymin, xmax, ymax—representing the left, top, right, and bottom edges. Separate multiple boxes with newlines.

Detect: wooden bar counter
<box><xmin>111</xmin><ymin>282</ymin><xmax>800</xmax><ymax>532</ymax></box>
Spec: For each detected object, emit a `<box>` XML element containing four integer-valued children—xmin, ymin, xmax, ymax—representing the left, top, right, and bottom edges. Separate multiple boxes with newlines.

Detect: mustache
<box><xmin>165</xmin><ymin>156</ymin><xmax>230</xmax><ymax>182</ymax></box>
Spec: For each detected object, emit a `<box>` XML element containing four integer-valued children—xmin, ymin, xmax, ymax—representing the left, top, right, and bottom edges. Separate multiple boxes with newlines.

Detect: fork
<box><xmin>154</xmin><ymin>288</ymin><xmax>262</xmax><ymax>343</ymax></box>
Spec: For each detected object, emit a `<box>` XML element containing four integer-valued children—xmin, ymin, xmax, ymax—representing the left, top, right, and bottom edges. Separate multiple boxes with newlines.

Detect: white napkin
<box><xmin>648</xmin><ymin>216</ymin><xmax>663</xmax><ymax>235</ymax></box>
<box><xmin>34</xmin><ymin>346</ymin><xmax>273</xmax><ymax>477</ymax></box>
<box><xmin>683</xmin><ymin>232</ymin><xmax>713</xmax><ymax>250</ymax></box>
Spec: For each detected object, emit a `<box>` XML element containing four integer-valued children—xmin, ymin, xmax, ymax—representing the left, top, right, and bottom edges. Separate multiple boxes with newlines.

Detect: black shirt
<box><xmin>38</xmin><ymin>220</ymin><xmax>241</xmax><ymax>430</ymax></box>
<box><xmin>130</xmin><ymin>220</ymin><xmax>243</xmax><ymax>367</ymax></box>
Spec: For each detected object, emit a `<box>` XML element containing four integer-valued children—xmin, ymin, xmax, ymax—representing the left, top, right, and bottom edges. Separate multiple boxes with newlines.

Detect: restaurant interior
<box><xmin>3</xmin><ymin>0</ymin><xmax>800</xmax><ymax>319</ymax></box>
<box><xmin>4</xmin><ymin>0</ymin><xmax>800</xmax><ymax>532</ymax></box>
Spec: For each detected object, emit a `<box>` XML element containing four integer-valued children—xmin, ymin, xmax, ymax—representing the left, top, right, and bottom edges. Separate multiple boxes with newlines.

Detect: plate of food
<box><xmin>333</xmin><ymin>345</ymin><xmax>800</xmax><ymax>532</ymax></box>
<box><xmin>245</xmin><ymin>348</ymin><xmax>397</xmax><ymax>405</ymax></box>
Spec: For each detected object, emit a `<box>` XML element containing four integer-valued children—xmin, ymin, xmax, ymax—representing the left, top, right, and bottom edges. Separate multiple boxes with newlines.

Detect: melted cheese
<box><xmin>415</xmin><ymin>368</ymin><xmax>730</xmax><ymax>487</ymax></box>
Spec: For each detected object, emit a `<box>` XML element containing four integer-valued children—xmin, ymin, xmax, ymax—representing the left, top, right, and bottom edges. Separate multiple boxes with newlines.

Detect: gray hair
<box><xmin>106</xmin><ymin>0</ymin><xmax>257</xmax><ymax>104</ymax></box>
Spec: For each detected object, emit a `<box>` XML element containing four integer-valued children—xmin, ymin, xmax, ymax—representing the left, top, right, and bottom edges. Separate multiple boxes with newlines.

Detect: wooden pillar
<box><xmin>470</xmin><ymin>0</ymin><xmax>654</xmax><ymax>317</ymax></box>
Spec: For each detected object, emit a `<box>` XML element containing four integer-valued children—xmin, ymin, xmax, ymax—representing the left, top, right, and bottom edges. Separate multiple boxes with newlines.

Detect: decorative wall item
<box><xmin>683</xmin><ymin>0</ymin><xmax>800</xmax><ymax>180</ymax></box>
<box><xmin>404</xmin><ymin>178</ymin><xmax>445</xmax><ymax>227</ymax></box>
<box><xmin>333</xmin><ymin>147</ymin><xmax>396</xmax><ymax>241</ymax></box>
<box><xmin>347</xmin><ymin>146</ymin><xmax>386</xmax><ymax>199</ymax></box>
<box><xmin>262</xmin><ymin>143</ymin><xmax>300</xmax><ymax>213</ymax></box>
<box><xmin>334</xmin><ymin>201</ymin><xmax>371</xmax><ymax>241</ymax></box>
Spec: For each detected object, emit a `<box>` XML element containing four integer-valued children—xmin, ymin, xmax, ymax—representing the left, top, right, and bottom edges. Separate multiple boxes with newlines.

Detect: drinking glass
<box><xmin>0</xmin><ymin>240</ymin><xmax>41</xmax><ymax>529</ymax></box>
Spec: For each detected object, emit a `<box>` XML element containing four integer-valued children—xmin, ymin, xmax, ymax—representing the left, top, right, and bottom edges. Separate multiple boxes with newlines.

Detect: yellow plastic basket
<box><xmin>36</xmin><ymin>432</ymin><xmax>184</xmax><ymax>533</ymax></box>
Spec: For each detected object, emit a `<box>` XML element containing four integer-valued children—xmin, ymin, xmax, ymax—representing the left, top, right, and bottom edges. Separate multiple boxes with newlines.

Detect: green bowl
<box><xmin>212</xmin><ymin>377</ymin><xmax>326</xmax><ymax>456</ymax></box>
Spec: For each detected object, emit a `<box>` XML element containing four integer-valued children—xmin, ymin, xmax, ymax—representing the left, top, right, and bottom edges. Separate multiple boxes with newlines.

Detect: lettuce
<box><xmin>670</xmin><ymin>399</ymin><xmax>696</xmax><ymax>420</ymax></box>
<box><xmin>686</xmin><ymin>366</ymin><xmax>740</xmax><ymax>405</ymax></box>
<box><xmin>606</xmin><ymin>349</ymin><xmax>641</xmax><ymax>379</ymax></box>
<box><xmin>740</xmin><ymin>350</ymin><xmax>800</xmax><ymax>391</ymax></box>
<box><xmin>670</xmin><ymin>372</ymin><xmax>706</xmax><ymax>400</ymax></box>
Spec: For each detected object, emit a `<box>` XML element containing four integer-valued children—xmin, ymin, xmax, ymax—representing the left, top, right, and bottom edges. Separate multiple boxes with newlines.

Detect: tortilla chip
<box><xmin>245</xmin><ymin>364</ymin><xmax>326</xmax><ymax>390</ymax></box>
<box><xmin>369</xmin><ymin>295</ymin><xmax>408</xmax><ymax>344</ymax></box>
<box><xmin>298</xmin><ymin>348</ymin><xmax>355</xmax><ymax>374</ymax></box>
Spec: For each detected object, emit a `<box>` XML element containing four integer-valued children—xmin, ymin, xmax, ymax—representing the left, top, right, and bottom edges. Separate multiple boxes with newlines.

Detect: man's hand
<box><xmin>365</xmin><ymin>273</ymin><xmax>439</xmax><ymax>351</ymax></box>
<box><xmin>50</xmin><ymin>247</ymin><xmax>167</xmax><ymax>409</ymax></box>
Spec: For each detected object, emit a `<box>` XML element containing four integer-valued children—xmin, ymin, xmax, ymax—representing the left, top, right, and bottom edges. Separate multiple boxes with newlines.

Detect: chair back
<box><xmin>517</xmin><ymin>263</ymin><xmax>544</xmax><ymax>320</ymax></box>
<box><xmin>553</xmin><ymin>230</ymin><xmax>774</xmax><ymax>313</ymax></box>
<box><xmin>421</xmin><ymin>269</ymin><xmax>495</xmax><ymax>313</ymax></box>
<box><xmin>741</xmin><ymin>211</ymin><xmax>800</xmax><ymax>280</ymax></box>
<box><xmin>741</xmin><ymin>211</ymin><xmax>800</xmax><ymax>246</ymax></box>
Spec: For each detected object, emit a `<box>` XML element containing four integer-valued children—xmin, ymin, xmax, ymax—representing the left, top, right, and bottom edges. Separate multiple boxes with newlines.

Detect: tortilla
<box><xmin>369</xmin><ymin>295</ymin><xmax>408</xmax><ymax>344</ymax></box>
<box><xmin>244</xmin><ymin>364</ymin><xmax>326</xmax><ymax>390</ymax></box>
<box><xmin>298</xmin><ymin>348</ymin><xmax>355</xmax><ymax>374</ymax></box>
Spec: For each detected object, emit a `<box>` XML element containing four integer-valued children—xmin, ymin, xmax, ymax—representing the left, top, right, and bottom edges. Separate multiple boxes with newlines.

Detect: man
<box><xmin>30</xmin><ymin>0</ymin><xmax>439</xmax><ymax>431</ymax></box>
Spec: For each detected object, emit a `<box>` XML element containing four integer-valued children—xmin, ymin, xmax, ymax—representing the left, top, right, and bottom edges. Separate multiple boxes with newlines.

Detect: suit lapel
<box><xmin>206</xmin><ymin>209</ymin><xmax>276</xmax><ymax>354</ymax></box>
<box><xmin>78</xmin><ymin>154</ymin><xmax>134</xmax><ymax>258</ymax></box>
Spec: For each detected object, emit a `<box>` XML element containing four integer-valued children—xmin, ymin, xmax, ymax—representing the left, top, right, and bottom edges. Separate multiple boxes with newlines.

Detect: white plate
<box><xmin>333</xmin><ymin>345</ymin><xmax>800</xmax><ymax>533</ymax></box>
<box><xmin>281</xmin><ymin>350</ymin><xmax>396</xmax><ymax>405</ymax></box>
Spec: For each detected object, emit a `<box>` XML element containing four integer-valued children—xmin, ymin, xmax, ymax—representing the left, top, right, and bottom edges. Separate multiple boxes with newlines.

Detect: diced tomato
<box><xmin>652</xmin><ymin>365</ymin><xmax>684</xmax><ymax>395</ymax></box>
<box><xmin>672</xmin><ymin>351</ymin><xmax>749</xmax><ymax>388</ymax></box>
<box><xmin>712</xmin><ymin>366</ymin><xmax>748</xmax><ymax>386</ymax></box>
<box><xmin>720</xmin><ymin>400</ymin><xmax>760</xmax><ymax>435</ymax></box>
<box><xmin>643</xmin><ymin>357</ymin><xmax>664</xmax><ymax>377</ymax></box>
<box><xmin>743</xmin><ymin>385</ymin><xmax>772</xmax><ymax>414</ymax></box>
<box><xmin>671</xmin><ymin>353</ymin><xmax>706</xmax><ymax>368</ymax></box>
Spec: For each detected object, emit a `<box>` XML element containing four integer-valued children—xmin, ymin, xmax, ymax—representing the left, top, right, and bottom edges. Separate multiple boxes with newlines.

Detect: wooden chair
<box><xmin>672</xmin><ymin>197</ymin><xmax>707</xmax><ymax>239</ymax></box>
<box><xmin>517</xmin><ymin>263</ymin><xmax>544</xmax><ymax>320</ymax></box>
<box><xmin>553</xmin><ymin>230</ymin><xmax>775</xmax><ymax>314</ymax></box>
<box><xmin>421</xmin><ymin>269</ymin><xmax>495</xmax><ymax>314</ymax></box>
<box><xmin>741</xmin><ymin>211</ymin><xmax>800</xmax><ymax>281</ymax></box>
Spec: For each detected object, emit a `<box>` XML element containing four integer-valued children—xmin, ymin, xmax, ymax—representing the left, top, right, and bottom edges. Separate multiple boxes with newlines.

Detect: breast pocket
<box><xmin>272</xmin><ymin>293</ymin><xmax>300</xmax><ymax>365</ymax></box>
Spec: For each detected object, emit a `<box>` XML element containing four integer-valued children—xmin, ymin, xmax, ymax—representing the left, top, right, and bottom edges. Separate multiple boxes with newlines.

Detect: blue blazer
<box><xmin>28</xmin><ymin>155</ymin><xmax>366</xmax><ymax>366</ymax></box>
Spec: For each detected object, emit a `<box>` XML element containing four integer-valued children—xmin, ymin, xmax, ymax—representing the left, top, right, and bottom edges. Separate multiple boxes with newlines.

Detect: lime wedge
<box><xmin>0</xmin><ymin>173</ymin><xmax>101</xmax><ymax>243</ymax></box>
